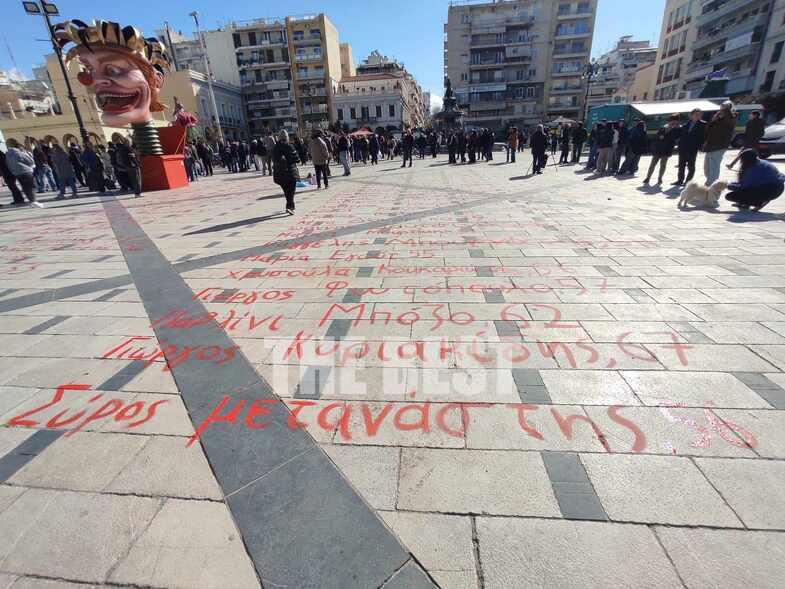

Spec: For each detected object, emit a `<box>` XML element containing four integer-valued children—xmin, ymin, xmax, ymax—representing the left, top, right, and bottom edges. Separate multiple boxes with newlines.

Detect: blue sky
<box><xmin>1</xmin><ymin>0</ymin><xmax>666</xmax><ymax>103</ymax></box>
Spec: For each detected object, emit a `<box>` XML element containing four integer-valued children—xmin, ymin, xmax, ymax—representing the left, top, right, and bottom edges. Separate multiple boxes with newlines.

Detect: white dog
<box><xmin>678</xmin><ymin>180</ymin><xmax>728</xmax><ymax>209</ymax></box>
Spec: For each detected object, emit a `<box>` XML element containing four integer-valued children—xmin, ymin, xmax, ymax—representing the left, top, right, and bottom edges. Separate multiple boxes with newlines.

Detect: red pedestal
<box><xmin>140</xmin><ymin>154</ymin><xmax>188</xmax><ymax>192</ymax></box>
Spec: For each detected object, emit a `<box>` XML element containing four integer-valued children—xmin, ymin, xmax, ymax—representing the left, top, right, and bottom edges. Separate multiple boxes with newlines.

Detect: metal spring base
<box><xmin>131</xmin><ymin>120</ymin><xmax>163</xmax><ymax>156</ymax></box>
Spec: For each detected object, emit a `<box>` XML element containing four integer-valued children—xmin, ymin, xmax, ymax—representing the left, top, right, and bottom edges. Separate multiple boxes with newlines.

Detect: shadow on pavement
<box><xmin>183</xmin><ymin>211</ymin><xmax>290</xmax><ymax>235</ymax></box>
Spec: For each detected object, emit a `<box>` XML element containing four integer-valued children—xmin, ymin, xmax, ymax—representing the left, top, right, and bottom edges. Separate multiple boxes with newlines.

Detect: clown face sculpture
<box><xmin>54</xmin><ymin>20</ymin><xmax>170</xmax><ymax>127</ymax></box>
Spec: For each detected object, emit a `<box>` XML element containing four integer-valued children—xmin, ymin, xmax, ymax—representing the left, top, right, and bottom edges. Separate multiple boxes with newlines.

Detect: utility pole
<box><xmin>190</xmin><ymin>11</ymin><xmax>224</xmax><ymax>143</ymax></box>
<box><xmin>22</xmin><ymin>0</ymin><xmax>90</xmax><ymax>146</ymax></box>
<box><xmin>163</xmin><ymin>21</ymin><xmax>180</xmax><ymax>71</ymax></box>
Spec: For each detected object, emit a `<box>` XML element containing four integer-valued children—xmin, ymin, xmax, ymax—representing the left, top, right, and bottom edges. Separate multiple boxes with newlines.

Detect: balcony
<box><xmin>552</xmin><ymin>49</ymin><xmax>589</xmax><ymax>59</ymax></box>
<box><xmin>554</xmin><ymin>27</ymin><xmax>592</xmax><ymax>39</ymax></box>
<box><xmin>698</xmin><ymin>0</ymin><xmax>764</xmax><ymax>24</ymax></box>
<box><xmin>548</xmin><ymin>103</ymin><xmax>580</xmax><ymax>114</ymax></box>
<box><xmin>551</xmin><ymin>68</ymin><xmax>583</xmax><ymax>77</ymax></box>
<box><xmin>469</xmin><ymin>100</ymin><xmax>508</xmax><ymax>111</ymax></box>
<box><xmin>550</xmin><ymin>84</ymin><xmax>584</xmax><ymax>94</ymax></box>
<box><xmin>297</xmin><ymin>70</ymin><xmax>325</xmax><ymax>80</ymax></box>
<box><xmin>725</xmin><ymin>74</ymin><xmax>756</xmax><ymax>95</ymax></box>
<box><xmin>557</xmin><ymin>9</ymin><xmax>594</xmax><ymax>20</ymax></box>
<box><xmin>238</xmin><ymin>59</ymin><xmax>289</xmax><ymax>69</ymax></box>
<box><xmin>246</xmin><ymin>93</ymin><xmax>291</xmax><ymax>105</ymax></box>
<box><xmin>690</xmin><ymin>42</ymin><xmax>761</xmax><ymax>71</ymax></box>
<box><xmin>292</xmin><ymin>35</ymin><xmax>322</xmax><ymax>46</ymax></box>
<box><xmin>295</xmin><ymin>54</ymin><xmax>323</xmax><ymax>63</ymax></box>
<box><xmin>692</xmin><ymin>12</ymin><xmax>767</xmax><ymax>51</ymax></box>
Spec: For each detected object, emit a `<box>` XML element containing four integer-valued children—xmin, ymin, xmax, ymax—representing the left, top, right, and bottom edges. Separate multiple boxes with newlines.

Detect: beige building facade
<box><xmin>652</xmin><ymin>0</ymin><xmax>700</xmax><ymax>101</ymax></box>
<box><xmin>754</xmin><ymin>0</ymin><xmax>785</xmax><ymax>95</ymax></box>
<box><xmin>587</xmin><ymin>37</ymin><xmax>657</xmax><ymax>109</ymax></box>
<box><xmin>445</xmin><ymin>0</ymin><xmax>597</xmax><ymax>130</ymax></box>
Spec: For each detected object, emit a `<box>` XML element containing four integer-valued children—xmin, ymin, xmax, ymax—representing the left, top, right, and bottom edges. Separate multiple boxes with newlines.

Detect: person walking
<box><xmin>447</xmin><ymin>133</ymin><xmax>457</xmax><ymax>164</ymax></box>
<box><xmin>725</xmin><ymin>149</ymin><xmax>785</xmax><ymax>211</ymax></box>
<box><xmin>571</xmin><ymin>123</ymin><xmax>587</xmax><ymax>163</ymax></box>
<box><xmin>594</xmin><ymin>122</ymin><xmax>614</xmax><ymax>175</ymax></box>
<box><xmin>309</xmin><ymin>130</ymin><xmax>330</xmax><ymax>189</ymax></box>
<box><xmin>585</xmin><ymin>123</ymin><xmax>599</xmax><ymax>170</ymax></box>
<box><xmin>32</xmin><ymin>143</ymin><xmax>57</xmax><ymax>193</ymax></box>
<box><xmin>50</xmin><ymin>144</ymin><xmax>78</xmax><ymax>200</ymax></box>
<box><xmin>618</xmin><ymin>120</ymin><xmax>647</xmax><ymax>176</ymax></box>
<box><xmin>507</xmin><ymin>127</ymin><xmax>519</xmax><ymax>163</ymax></box>
<box><xmin>401</xmin><ymin>130</ymin><xmax>414</xmax><ymax>168</ymax></box>
<box><xmin>4</xmin><ymin>139</ymin><xmax>43</xmax><ymax>207</ymax></box>
<box><xmin>531</xmin><ymin>124</ymin><xmax>548</xmax><ymax>174</ymax></box>
<box><xmin>674</xmin><ymin>108</ymin><xmax>706</xmax><ymax>186</ymax></box>
<box><xmin>196</xmin><ymin>140</ymin><xmax>213</xmax><ymax>176</ymax></box>
<box><xmin>611</xmin><ymin>121</ymin><xmax>628</xmax><ymax>174</ymax></box>
<box><xmin>98</xmin><ymin>145</ymin><xmax>116</xmax><ymax>189</ymax></box>
<box><xmin>467</xmin><ymin>131</ymin><xmax>478</xmax><ymax>164</ymax></box>
<box><xmin>643</xmin><ymin>114</ymin><xmax>681</xmax><ymax>185</ymax></box>
<box><xmin>272</xmin><ymin>130</ymin><xmax>300</xmax><ymax>215</ymax></box>
<box><xmin>337</xmin><ymin>131</ymin><xmax>351</xmax><ymax>176</ymax></box>
<box><xmin>728</xmin><ymin>110</ymin><xmax>766</xmax><ymax>169</ymax></box>
<box><xmin>262</xmin><ymin>133</ymin><xmax>276</xmax><ymax>176</ymax></box>
<box><xmin>68</xmin><ymin>144</ymin><xmax>86</xmax><ymax>187</ymax></box>
<box><xmin>115</xmin><ymin>137</ymin><xmax>142</xmax><ymax>197</ymax></box>
<box><xmin>81</xmin><ymin>141</ymin><xmax>106</xmax><ymax>193</ymax></box>
<box><xmin>549</xmin><ymin>130</ymin><xmax>558</xmax><ymax>157</ymax></box>
<box><xmin>558</xmin><ymin>124</ymin><xmax>570</xmax><ymax>164</ymax></box>
<box><xmin>703</xmin><ymin>100</ymin><xmax>735</xmax><ymax>186</ymax></box>
<box><xmin>0</xmin><ymin>147</ymin><xmax>25</xmax><ymax>206</ymax></box>
<box><xmin>369</xmin><ymin>133</ymin><xmax>380</xmax><ymax>165</ymax></box>
<box><xmin>457</xmin><ymin>130</ymin><xmax>467</xmax><ymax>163</ymax></box>
<box><xmin>184</xmin><ymin>143</ymin><xmax>198</xmax><ymax>182</ymax></box>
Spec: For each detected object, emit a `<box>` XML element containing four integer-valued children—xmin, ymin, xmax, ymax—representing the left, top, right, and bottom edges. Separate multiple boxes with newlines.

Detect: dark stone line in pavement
<box><xmin>178</xmin><ymin>254</ymin><xmax>198</xmax><ymax>262</ymax></box>
<box><xmin>99</xmin><ymin>196</ymin><xmax>417</xmax><ymax>588</ymax></box>
<box><xmin>732</xmin><ymin>372</ymin><xmax>785</xmax><ymax>409</ymax></box>
<box><xmin>357</xmin><ymin>267</ymin><xmax>374</xmax><ymax>277</ymax></box>
<box><xmin>476</xmin><ymin>267</ymin><xmax>493</xmax><ymax>277</ymax></box>
<box><xmin>23</xmin><ymin>315</ymin><xmax>69</xmax><ymax>335</ymax></box>
<box><xmin>91</xmin><ymin>255</ymin><xmax>114</xmax><ymax>263</ymax></box>
<box><xmin>594</xmin><ymin>266</ymin><xmax>620</xmax><ymax>277</ymax></box>
<box><xmin>484</xmin><ymin>289</ymin><xmax>506</xmax><ymax>304</ymax></box>
<box><xmin>0</xmin><ymin>430</ymin><xmax>64</xmax><ymax>483</ymax></box>
<box><xmin>94</xmin><ymin>288</ymin><xmax>127</xmax><ymax>302</ymax></box>
<box><xmin>373</xmin><ymin>238</ymin><xmax>386</xmax><ymax>245</ymax></box>
<box><xmin>42</xmin><ymin>269</ymin><xmax>73</xmax><ymax>279</ymax></box>
<box><xmin>205</xmin><ymin>241</ymin><xmax>221</xmax><ymax>248</ymax></box>
<box><xmin>511</xmin><ymin>369</ymin><xmax>552</xmax><ymax>404</ymax></box>
<box><xmin>494</xmin><ymin>320</ymin><xmax>521</xmax><ymax>339</ymax></box>
<box><xmin>294</xmin><ymin>366</ymin><xmax>331</xmax><ymax>399</ymax></box>
<box><xmin>0</xmin><ymin>288</ymin><xmax>19</xmax><ymax>298</ymax></box>
<box><xmin>469</xmin><ymin>249</ymin><xmax>485</xmax><ymax>258</ymax></box>
<box><xmin>366</xmin><ymin>250</ymin><xmax>382</xmax><ymax>259</ymax></box>
<box><xmin>96</xmin><ymin>360</ymin><xmax>150</xmax><ymax>391</ymax></box>
<box><xmin>52</xmin><ymin>243</ymin><xmax>74</xmax><ymax>251</ymax></box>
<box><xmin>342</xmin><ymin>290</ymin><xmax>362</xmax><ymax>304</ymax></box>
<box><xmin>542</xmin><ymin>452</ymin><xmax>608</xmax><ymax>521</ymax></box>
<box><xmin>719</xmin><ymin>265</ymin><xmax>757</xmax><ymax>276</ymax></box>
<box><xmin>159</xmin><ymin>233</ymin><xmax>173</xmax><ymax>239</ymax></box>
<box><xmin>325</xmin><ymin>320</ymin><xmax>352</xmax><ymax>340</ymax></box>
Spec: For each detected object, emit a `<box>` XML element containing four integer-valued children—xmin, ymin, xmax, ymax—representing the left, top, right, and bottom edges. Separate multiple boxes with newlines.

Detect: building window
<box><xmin>460</xmin><ymin>72</ymin><xmax>469</xmax><ymax>81</ymax></box>
<box><xmin>361</xmin><ymin>106</ymin><xmax>369</xmax><ymax>120</ymax></box>
<box><xmin>255</xmin><ymin>70</ymin><xmax>262</xmax><ymax>82</ymax></box>
<box><xmin>293</xmin><ymin>30</ymin><xmax>304</xmax><ymax>40</ymax></box>
<box><xmin>762</xmin><ymin>70</ymin><xmax>776</xmax><ymax>92</ymax></box>
<box><xmin>376</xmin><ymin>105</ymin><xmax>382</xmax><ymax>118</ymax></box>
<box><xmin>389</xmin><ymin>104</ymin><xmax>395</xmax><ymax>117</ymax></box>
<box><xmin>233</xmin><ymin>33</ymin><xmax>241</xmax><ymax>48</ymax></box>
<box><xmin>772</xmin><ymin>41</ymin><xmax>784</xmax><ymax>64</ymax></box>
<box><xmin>558</xmin><ymin>3</ymin><xmax>571</xmax><ymax>16</ymax></box>
<box><xmin>350</xmin><ymin>107</ymin><xmax>357</xmax><ymax>119</ymax></box>
<box><xmin>248</xmin><ymin>32</ymin><xmax>256</xmax><ymax>46</ymax></box>
<box><xmin>337</xmin><ymin>108</ymin><xmax>343</xmax><ymax>121</ymax></box>
<box><xmin>526</xmin><ymin>86</ymin><xmax>535</xmax><ymax>98</ymax></box>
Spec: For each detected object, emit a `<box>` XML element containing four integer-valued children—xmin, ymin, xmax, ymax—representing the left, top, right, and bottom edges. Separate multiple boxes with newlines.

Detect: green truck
<box><xmin>586</xmin><ymin>100</ymin><xmax>763</xmax><ymax>148</ymax></box>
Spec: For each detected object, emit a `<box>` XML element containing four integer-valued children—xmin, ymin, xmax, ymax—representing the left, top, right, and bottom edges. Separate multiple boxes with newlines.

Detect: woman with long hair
<box><xmin>725</xmin><ymin>149</ymin><xmax>785</xmax><ymax>211</ymax></box>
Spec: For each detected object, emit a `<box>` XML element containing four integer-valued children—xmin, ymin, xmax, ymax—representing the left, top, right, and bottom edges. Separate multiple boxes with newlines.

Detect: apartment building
<box><xmin>353</xmin><ymin>51</ymin><xmax>426</xmax><ymax>127</ymax></box>
<box><xmin>157</xmin><ymin>28</ymin><xmax>240</xmax><ymax>86</ymax></box>
<box><xmin>332</xmin><ymin>52</ymin><xmax>426</xmax><ymax>131</ymax></box>
<box><xmin>651</xmin><ymin>0</ymin><xmax>700</xmax><ymax>100</ymax></box>
<box><xmin>444</xmin><ymin>0</ymin><xmax>597</xmax><ymax>130</ymax></box>
<box><xmin>754</xmin><ymin>0</ymin><xmax>785</xmax><ymax>95</ymax></box>
<box><xmin>684</xmin><ymin>0</ymin><xmax>774</xmax><ymax>96</ymax></box>
<box><xmin>231</xmin><ymin>17</ymin><xmax>297</xmax><ymax>134</ymax></box>
<box><xmin>586</xmin><ymin>36</ymin><xmax>657</xmax><ymax>108</ymax></box>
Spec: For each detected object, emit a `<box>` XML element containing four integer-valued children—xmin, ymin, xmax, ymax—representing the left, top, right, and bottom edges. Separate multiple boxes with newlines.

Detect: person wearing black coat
<box><xmin>457</xmin><ymin>131</ymin><xmax>466</xmax><ymax>163</ymax></box>
<box><xmin>272</xmin><ymin>130</ymin><xmax>300</xmax><ymax>215</ymax></box>
<box><xmin>558</xmin><ymin>124</ymin><xmax>571</xmax><ymax>164</ymax></box>
<box><xmin>675</xmin><ymin>108</ymin><xmax>706</xmax><ymax>186</ymax></box>
<box><xmin>644</xmin><ymin>115</ymin><xmax>681</xmax><ymax>185</ymax></box>
<box><xmin>571</xmin><ymin>125</ymin><xmax>587</xmax><ymax>163</ymax></box>
<box><xmin>531</xmin><ymin>125</ymin><xmax>548</xmax><ymax>174</ymax></box>
<box><xmin>618</xmin><ymin>121</ymin><xmax>647</xmax><ymax>176</ymax></box>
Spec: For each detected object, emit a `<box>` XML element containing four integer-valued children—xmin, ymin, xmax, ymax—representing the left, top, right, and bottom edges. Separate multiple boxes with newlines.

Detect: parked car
<box><xmin>758</xmin><ymin>117</ymin><xmax>785</xmax><ymax>159</ymax></box>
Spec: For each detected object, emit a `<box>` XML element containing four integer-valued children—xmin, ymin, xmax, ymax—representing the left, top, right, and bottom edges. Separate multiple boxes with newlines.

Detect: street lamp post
<box><xmin>582</xmin><ymin>59</ymin><xmax>600</xmax><ymax>124</ymax></box>
<box><xmin>22</xmin><ymin>0</ymin><xmax>90</xmax><ymax>146</ymax></box>
<box><xmin>189</xmin><ymin>11</ymin><xmax>224</xmax><ymax>144</ymax></box>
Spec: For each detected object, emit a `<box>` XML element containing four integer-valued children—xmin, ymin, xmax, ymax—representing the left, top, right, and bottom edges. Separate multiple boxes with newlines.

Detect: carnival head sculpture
<box><xmin>54</xmin><ymin>20</ymin><xmax>171</xmax><ymax>127</ymax></box>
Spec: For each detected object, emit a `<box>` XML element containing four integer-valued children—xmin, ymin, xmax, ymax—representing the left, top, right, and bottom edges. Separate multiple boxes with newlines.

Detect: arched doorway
<box><xmin>42</xmin><ymin>135</ymin><xmax>58</xmax><ymax>146</ymax></box>
<box><xmin>88</xmin><ymin>132</ymin><xmax>104</xmax><ymax>146</ymax></box>
<box><xmin>63</xmin><ymin>133</ymin><xmax>78</xmax><ymax>147</ymax></box>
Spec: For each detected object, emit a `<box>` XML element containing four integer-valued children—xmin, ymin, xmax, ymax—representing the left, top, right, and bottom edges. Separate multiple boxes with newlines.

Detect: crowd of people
<box><xmin>4</xmin><ymin>100</ymin><xmax>784</xmax><ymax>215</ymax></box>
<box><xmin>0</xmin><ymin>135</ymin><xmax>142</xmax><ymax>208</ymax></box>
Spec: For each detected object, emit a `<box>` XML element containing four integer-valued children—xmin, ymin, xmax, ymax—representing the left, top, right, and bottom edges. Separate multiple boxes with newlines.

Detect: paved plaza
<box><xmin>1</xmin><ymin>152</ymin><xmax>785</xmax><ymax>588</ymax></box>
